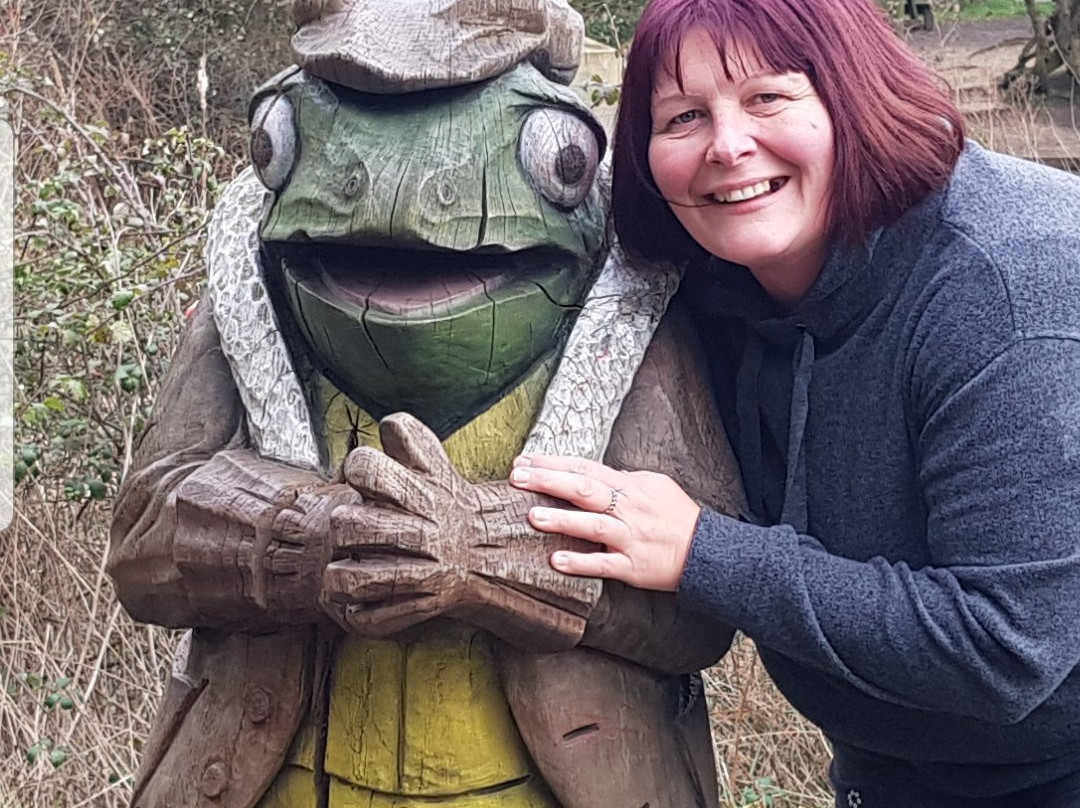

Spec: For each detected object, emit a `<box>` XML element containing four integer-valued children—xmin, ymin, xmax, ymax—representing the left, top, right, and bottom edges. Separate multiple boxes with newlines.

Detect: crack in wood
<box><xmin>561</xmin><ymin>723</ymin><xmax>599</xmax><ymax>742</ymax></box>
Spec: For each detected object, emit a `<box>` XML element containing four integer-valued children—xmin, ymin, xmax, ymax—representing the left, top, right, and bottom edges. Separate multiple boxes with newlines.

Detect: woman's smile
<box><xmin>707</xmin><ymin>177</ymin><xmax>787</xmax><ymax>205</ymax></box>
<box><xmin>648</xmin><ymin>28</ymin><xmax>835</xmax><ymax>305</ymax></box>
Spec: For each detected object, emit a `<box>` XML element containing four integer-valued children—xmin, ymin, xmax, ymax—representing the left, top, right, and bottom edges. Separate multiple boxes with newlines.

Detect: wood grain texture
<box><xmin>502</xmin><ymin>647</ymin><xmax>719</xmax><ymax>808</ymax></box>
<box><xmin>322</xmin><ymin>413</ymin><xmax>602</xmax><ymax>650</ymax></box>
<box><xmin>324</xmin><ymin>623</ymin><xmax>539</xmax><ymax>795</ymax></box>
<box><xmin>259</xmin><ymin>67</ymin><xmax>605</xmax><ymax>255</ymax></box>
<box><xmin>115</xmin><ymin>145</ymin><xmax>744</xmax><ymax>808</ymax></box>
<box><xmin>111</xmin><ymin>300</ymin><xmax>741</xmax><ymax>808</ymax></box>
<box><xmin>108</xmin><ymin>300</ymin><xmax>363</xmax><ymax>634</ymax></box>
<box><xmin>108</xmin><ymin>298</ymin><xmax>250</xmax><ymax>626</ymax></box>
<box><xmin>501</xmin><ymin>301</ymin><xmax>741</xmax><ymax>808</ymax></box>
<box><xmin>578</xmin><ymin>296</ymin><xmax>744</xmax><ymax>674</ymax></box>
<box><xmin>132</xmin><ymin>630</ymin><xmax>312</xmax><ymax>808</ymax></box>
<box><xmin>290</xmin><ymin>0</ymin><xmax>584</xmax><ymax>92</ymax></box>
<box><xmin>204</xmin><ymin>168</ymin><xmax>320</xmax><ymax>469</ymax></box>
<box><xmin>521</xmin><ymin>244</ymin><xmax>683</xmax><ymax>462</ymax></box>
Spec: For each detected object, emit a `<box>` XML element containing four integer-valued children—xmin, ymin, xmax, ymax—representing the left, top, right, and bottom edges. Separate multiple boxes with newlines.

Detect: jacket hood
<box><xmin>683</xmin><ymin>178</ymin><xmax>950</xmax><ymax>532</ymax></box>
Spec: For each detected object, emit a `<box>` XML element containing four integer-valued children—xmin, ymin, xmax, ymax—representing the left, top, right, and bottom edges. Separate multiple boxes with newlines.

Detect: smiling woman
<box><xmin>611</xmin><ymin>0</ymin><xmax>965</xmax><ymax>268</ymax></box>
<box><xmin>646</xmin><ymin>31</ymin><xmax>835</xmax><ymax>305</ymax></box>
<box><xmin>509</xmin><ymin>0</ymin><xmax>1080</xmax><ymax>806</ymax></box>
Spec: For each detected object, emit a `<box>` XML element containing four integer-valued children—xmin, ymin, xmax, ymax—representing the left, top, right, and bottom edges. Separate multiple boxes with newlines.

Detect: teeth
<box><xmin>716</xmin><ymin>180</ymin><xmax>773</xmax><ymax>203</ymax></box>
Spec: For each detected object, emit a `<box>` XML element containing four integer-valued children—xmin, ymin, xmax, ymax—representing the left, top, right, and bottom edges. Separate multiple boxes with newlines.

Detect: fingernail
<box><xmin>551</xmin><ymin>552</ymin><xmax>568</xmax><ymax>568</ymax></box>
<box><xmin>511</xmin><ymin>468</ymin><xmax>531</xmax><ymax>484</ymax></box>
<box><xmin>530</xmin><ymin>506</ymin><xmax>550</xmax><ymax>524</ymax></box>
<box><xmin>513</xmin><ymin>455</ymin><xmax>533</xmax><ymax>468</ymax></box>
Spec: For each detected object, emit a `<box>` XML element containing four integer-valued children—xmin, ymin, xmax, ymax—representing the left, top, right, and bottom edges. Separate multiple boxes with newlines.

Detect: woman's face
<box><xmin>648</xmin><ymin>29</ymin><xmax>835</xmax><ymax>305</ymax></box>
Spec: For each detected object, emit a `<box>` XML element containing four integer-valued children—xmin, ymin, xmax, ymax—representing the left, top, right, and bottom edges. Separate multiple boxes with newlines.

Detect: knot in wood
<box><xmin>555</xmin><ymin>144</ymin><xmax>587</xmax><ymax>185</ymax></box>
<box><xmin>437</xmin><ymin>180</ymin><xmax>458</xmax><ymax>207</ymax></box>
<box><xmin>199</xmin><ymin>760</ymin><xmax>230</xmax><ymax>799</ymax></box>
<box><xmin>250</xmin><ymin>128</ymin><xmax>274</xmax><ymax>172</ymax></box>
<box><xmin>343</xmin><ymin>171</ymin><xmax>367</xmax><ymax>199</ymax></box>
<box><xmin>244</xmin><ymin>686</ymin><xmax>274</xmax><ymax>724</ymax></box>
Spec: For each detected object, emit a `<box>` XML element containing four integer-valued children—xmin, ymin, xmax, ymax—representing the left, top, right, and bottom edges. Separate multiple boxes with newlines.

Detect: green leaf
<box><xmin>49</xmin><ymin>747</ymin><xmax>68</xmax><ymax>768</ymax></box>
<box><xmin>62</xmin><ymin>378</ymin><xmax>88</xmax><ymax>403</ymax></box>
<box><xmin>110</xmin><ymin>290</ymin><xmax>135</xmax><ymax>311</ymax></box>
<box><xmin>63</xmin><ymin>479</ymin><xmax>88</xmax><ymax>501</ymax></box>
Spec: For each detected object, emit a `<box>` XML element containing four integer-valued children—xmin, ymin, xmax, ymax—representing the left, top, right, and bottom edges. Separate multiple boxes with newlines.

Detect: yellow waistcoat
<box><xmin>258</xmin><ymin>365</ymin><xmax>561</xmax><ymax>808</ymax></box>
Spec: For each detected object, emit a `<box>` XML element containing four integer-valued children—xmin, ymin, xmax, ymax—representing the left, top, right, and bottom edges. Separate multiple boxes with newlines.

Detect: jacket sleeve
<box><xmin>583</xmin><ymin>300</ymin><xmax>746</xmax><ymax>674</ymax></box>
<box><xmin>108</xmin><ymin>299</ymin><xmax>354</xmax><ymax>631</ymax></box>
<box><xmin>677</xmin><ymin>335</ymin><xmax>1080</xmax><ymax>723</ymax></box>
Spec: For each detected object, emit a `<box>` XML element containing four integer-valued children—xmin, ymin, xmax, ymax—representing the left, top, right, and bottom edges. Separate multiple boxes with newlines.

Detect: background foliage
<box><xmin>573</xmin><ymin>0</ymin><xmax>646</xmax><ymax>47</ymax></box>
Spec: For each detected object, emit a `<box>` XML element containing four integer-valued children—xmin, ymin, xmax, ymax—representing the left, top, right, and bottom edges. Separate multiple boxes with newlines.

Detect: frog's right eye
<box><xmin>250</xmin><ymin>95</ymin><xmax>297</xmax><ymax>191</ymax></box>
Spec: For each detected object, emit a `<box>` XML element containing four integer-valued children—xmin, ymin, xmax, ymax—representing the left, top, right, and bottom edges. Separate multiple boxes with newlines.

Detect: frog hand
<box><xmin>322</xmin><ymin>412</ymin><xmax>602</xmax><ymax>650</ymax></box>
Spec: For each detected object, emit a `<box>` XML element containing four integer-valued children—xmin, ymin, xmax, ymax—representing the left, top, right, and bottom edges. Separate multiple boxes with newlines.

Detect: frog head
<box><xmin>249</xmin><ymin>64</ymin><xmax>608</xmax><ymax>438</ymax></box>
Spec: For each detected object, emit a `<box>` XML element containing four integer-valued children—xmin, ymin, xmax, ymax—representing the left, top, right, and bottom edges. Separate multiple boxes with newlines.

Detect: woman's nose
<box><xmin>705</xmin><ymin>115</ymin><xmax>757</xmax><ymax>166</ymax></box>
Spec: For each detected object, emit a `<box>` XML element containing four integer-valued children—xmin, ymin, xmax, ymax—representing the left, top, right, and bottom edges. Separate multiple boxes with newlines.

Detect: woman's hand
<box><xmin>509</xmin><ymin>455</ymin><xmax>701</xmax><ymax>591</ymax></box>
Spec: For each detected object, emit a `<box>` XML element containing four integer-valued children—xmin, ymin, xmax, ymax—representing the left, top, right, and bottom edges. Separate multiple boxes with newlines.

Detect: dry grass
<box><xmin>0</xmin><ymin>497</ymin><xmax>179</xmax><ymax>808</ymax></box>
<box><xmin>2</xmin><ymin>4</ymin><xmax>236</xmax><ymax>804</ymax></box>
<box><xmin>0</xmin><ymin>514</ymin><xmax>835</xmax><ymax>808</ymax></box>
<box><xmin>708</xmin><ymin>638</ymin><xmax>834</xmax><ymax>807</ymax></box>
<box><xmin>0</xmin><ymin>108</ymin><xmax>215</xmax><ymax>804</ymax></box>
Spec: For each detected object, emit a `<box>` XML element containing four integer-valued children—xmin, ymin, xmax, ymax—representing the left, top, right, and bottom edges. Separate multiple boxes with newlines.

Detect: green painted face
<box><xmin>250</xmin><ymin>64</ymin><xmax>608</xmax><ymax>437</ymax></box>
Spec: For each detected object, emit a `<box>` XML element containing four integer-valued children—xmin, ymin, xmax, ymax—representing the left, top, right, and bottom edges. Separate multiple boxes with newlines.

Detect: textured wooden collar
<box><xmin>206</xmin><ymin>169</ymin><xmax>683</xmax><ymax>471</ymax></box>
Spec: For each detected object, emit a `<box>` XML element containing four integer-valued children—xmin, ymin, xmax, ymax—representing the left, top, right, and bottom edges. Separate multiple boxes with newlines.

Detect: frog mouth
<box><xmin>259</xmin><ymin>240</ymin><xmax>599</xmax><ymax>437</ymax></box>
<box><xmin>264</xmin><ymin>242</ymin><xmax>583</xmax><ymax>318</ymax></box>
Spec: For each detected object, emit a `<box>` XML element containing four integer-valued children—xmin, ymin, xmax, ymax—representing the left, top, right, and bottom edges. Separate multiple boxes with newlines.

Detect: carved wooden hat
<box><xmin>291</xmin><ymin>0</ymin><xmax>585</xmax><ymax>92</ymax></box>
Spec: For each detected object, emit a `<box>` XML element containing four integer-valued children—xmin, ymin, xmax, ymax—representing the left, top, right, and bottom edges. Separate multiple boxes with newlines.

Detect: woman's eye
<box><xmin>671</xmin><ymin>110</ymin><xmax>699</xmax><ymax>125</ymax></box>
<box><xmin>755</xmin><ymin>93</ymin><xmax>782</xmax><ymax>105</ymax></box>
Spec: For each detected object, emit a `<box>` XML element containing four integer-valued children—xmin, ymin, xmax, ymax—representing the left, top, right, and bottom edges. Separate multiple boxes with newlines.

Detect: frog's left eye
<box><xmin>249</xmin><ymin>95</ymin><xmax>297</xmax><ymax>191</ymax></box>
<box><xmin>519</xmin><ymin>109</ymin><xmax>601</xmax><ymax>210</ymax></box>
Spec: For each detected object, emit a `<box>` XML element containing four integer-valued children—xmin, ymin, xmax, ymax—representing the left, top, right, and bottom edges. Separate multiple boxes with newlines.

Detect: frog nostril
<box><xmin>555</xmin><ymin>144</ymin><xmax>587</xmax><ymax>185</ymax></box>
<box><xmin>437</xmin><ymin>181</ymin><xmax>457</xmax><ymax>207</ymax></box>
<box><xmin>343</xmin><ymin>167</ymin><xmax>369</xmax><ymax>199</ymax></box>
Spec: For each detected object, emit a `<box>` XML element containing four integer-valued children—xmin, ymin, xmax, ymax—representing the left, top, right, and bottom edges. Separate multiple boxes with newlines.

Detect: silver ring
<box><xmin>603</xmin><ymin>488</ymin><xmax>619</xmax><ymax>516</ymax></box>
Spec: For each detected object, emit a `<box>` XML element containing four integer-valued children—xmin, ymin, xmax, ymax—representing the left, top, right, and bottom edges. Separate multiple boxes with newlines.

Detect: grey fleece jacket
<box><xmin>679</xmin><ymin>142</ymin><xmax>1080</xmax><ymax>798</ymax></box>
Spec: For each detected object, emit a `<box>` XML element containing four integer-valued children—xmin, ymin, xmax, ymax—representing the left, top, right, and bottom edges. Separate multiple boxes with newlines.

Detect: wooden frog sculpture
<box><xmin>108</xmin><ymin>2</ymin><xmax>745</xmax><ymax>807</ymax></box>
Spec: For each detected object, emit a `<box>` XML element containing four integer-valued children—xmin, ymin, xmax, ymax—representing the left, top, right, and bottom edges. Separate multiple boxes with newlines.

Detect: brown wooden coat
<box><xmin>109</xmin><ymin>296</ymin><xmax>744</xmax><ymax>808</ymax></box>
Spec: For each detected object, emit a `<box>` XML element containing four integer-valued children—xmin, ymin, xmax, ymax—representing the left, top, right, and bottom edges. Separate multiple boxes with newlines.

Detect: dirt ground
<box><xmin>905</xmin><ymin>16</ymin><xmax>1080</xmax><ymax>170</ymax></box>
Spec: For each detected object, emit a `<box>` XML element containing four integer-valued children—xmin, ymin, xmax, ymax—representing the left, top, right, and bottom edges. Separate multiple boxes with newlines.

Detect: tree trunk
<box><xmin>1058</xmin><ymin>0</ymin><xmax>1080</xmax><ymax>84</ymax></box>
<box><xmin>1027</xmin><ymin>0</ymin><xmax>1055</xmax><ymax>88</ymax></box>
<box><xmin>1000</xmin><ymin>0</ymin><xmax>1078</xmax><ymax>94</ymax></box>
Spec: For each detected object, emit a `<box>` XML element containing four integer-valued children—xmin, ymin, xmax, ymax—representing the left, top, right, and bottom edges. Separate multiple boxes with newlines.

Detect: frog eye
<box><xmin>249</xmin><ymin>95</ymin><xmax>297</xmax><ymax>191</ymax></box>
<box><xmin>519</xmin><ymin>109</ymin><xmax>601</xmax><ymax>210</ymax></box>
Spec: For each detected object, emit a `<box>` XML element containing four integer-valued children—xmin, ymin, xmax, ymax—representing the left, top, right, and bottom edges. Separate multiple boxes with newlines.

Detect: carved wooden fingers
<box><xmin>166</xmin><ymin>450</ymin><xmax>362</xmax><ymax>629</ymax></box>
<box><xmin>321</xmin><ymin>412</ymin><xmax>601</xmax><ymax>649</ymax></box>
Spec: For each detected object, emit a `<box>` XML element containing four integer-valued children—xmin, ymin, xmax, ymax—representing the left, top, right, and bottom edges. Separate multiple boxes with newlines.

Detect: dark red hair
<box><xmin>612</xmin><ymin>0</ymin><xmax>965</xmax><ymax>262</ymax></box>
